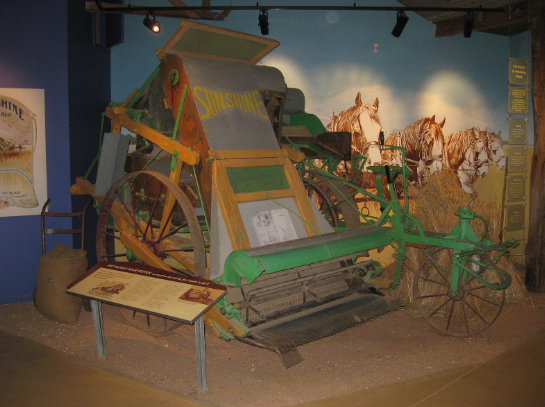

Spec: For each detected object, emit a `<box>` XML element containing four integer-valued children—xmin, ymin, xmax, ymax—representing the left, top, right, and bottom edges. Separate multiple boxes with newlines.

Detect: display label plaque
<box><xmin>506</xmin><ymin>175</ymin><xmax>526</xmax><ymax>202</ymax></box>
<box><xmin>508</xmin><ymin>117</ymin><xmax>528</xmax><ymax>145</ymax></box>
<box><xmin>509</xmin><ymin>58</ymin><xmax>529</xmax><ymax>86</ymax></box>
<box><xmin>67</xmin><ymin>262</ymin><xmax>227</xmax><ymax>323</ymax></box>
<box><xmin>508</xmin><ymin>87</ymin><xmax>529</xmax><ymax>114</ymax></box>
<box><xmin>505</xmin><ymin>203</ymin><xmax>526</xmax><ymax>232</ymax></box>
<box><xmin>507</xmin><ymin>145</ymin><xmax>527</xmax><ymax>172</ymax></box>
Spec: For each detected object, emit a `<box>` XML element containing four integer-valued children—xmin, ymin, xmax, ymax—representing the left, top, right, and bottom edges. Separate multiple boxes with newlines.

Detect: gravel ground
<box><xmin>1</xmin><ymin>295</ymin><xmax>545</xmax><ymax>407</ymax></box>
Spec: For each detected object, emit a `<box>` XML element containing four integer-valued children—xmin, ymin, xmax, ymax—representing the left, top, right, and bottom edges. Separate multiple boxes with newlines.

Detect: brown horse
<box><xmin>383</xmin><ymin>116</ymin><xmax>446</xmax><ymax>182</ymax></box>
<box><xmin>326</xmin><ymin>93</ymin><xmax>383</xmax><ymax>170</ymax></box>
<box><xmin>444</xmin><ymin>127</ymin><xmax>489</xmax><ymax>194</ymax></box>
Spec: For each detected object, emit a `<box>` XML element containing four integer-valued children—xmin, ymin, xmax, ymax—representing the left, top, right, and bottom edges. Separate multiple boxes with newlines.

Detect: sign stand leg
<box><xmin>90</xmin><ymin>300</ymin><xmax>106</xmax><ymax>359</ymax></box>
<box><xmin>195</xmin><ymin>316</ymin><xmax>207</xmax><ymax>392</ymax></box>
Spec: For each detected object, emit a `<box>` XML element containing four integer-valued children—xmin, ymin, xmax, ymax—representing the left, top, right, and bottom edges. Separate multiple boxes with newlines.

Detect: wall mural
<box><xmin>325</xmin><ymin>92</ymin><xmax>506</xmax><ymax>195</ymax></box>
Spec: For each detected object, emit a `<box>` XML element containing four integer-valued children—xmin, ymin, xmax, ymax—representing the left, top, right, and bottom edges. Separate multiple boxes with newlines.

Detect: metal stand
<box><xmin>90</xmin><ymin>300</ymin><xmax>106</xmax><ymax>359</ymax></box>
<box><xmin>195</xmin><ymin>316</ymin><xmax>207</xmax><ymax>392</ymax></box>
<box><xmin>89</xmin><ymin>300</ymin><xmax>207</xmax><ymax>391</ymax></box>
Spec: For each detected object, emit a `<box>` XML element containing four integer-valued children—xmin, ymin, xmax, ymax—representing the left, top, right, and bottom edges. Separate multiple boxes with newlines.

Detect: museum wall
<box><xmin>0</xmin><ymin>0</ymin><xmax>532</xmax><ymax>305</ymax></box>
<box><xmin>0</xmin><ymin>1</ymin><xmax>110</xmax><ymax>304</ymax></box>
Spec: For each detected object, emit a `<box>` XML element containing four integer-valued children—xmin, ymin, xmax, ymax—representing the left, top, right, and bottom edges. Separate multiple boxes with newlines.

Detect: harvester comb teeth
<box><xmin>248</xmin><ymin>292</ymin><xmax>404</xmax><ymax>367</ymax></box>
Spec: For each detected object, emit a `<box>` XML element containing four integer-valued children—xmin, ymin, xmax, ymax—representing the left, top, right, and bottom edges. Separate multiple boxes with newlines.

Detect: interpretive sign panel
<box><xmin>508</xmin><ymin>87</ymin><xmax>529</xmax><ymax>114</ymax></box>
<box><xmin>509</xmin><ymin>58</ymin><xmax>529</xmax><ymax>86</ymax></box>
<box><xmin>505</xmin><ymin>203</ymin><xmax>526</xmax><ymax>232</ymax></box>
<box><xmin>67</xmin><ymin>262</ymin><xmax>226</xmax><ymax>323</ymax></box>
<box><xmin>506</xmin><ymin>175</ymin><xmax>526</xmax><ymax>202</ymax></box>
<box><xmin>507</xmin><ymin>145</ymin><xmax>527</xmax><ymax>173</ymax></box>
<box><xmin>508</xmin><ymin>117</ymin><xmax>528</xmax><ymax>145</ymax></box>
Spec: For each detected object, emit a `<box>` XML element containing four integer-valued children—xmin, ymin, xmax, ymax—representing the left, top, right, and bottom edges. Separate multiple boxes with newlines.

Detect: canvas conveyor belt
<box><xmin>222</xmin><ymin>226</ymin><xmax>404</xmax><ymax>367</ymax></box>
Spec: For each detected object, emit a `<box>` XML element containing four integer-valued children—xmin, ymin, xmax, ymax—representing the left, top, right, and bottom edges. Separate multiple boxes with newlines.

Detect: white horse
<box><xmin>482</xmin><ymin>130</ymin><xmax>506</xmax><ymax>170</ymax></box>
<box><xmin>327</xmin><ymin>93</ymin><xmax>383</xmax><ymax>169</ymax></box>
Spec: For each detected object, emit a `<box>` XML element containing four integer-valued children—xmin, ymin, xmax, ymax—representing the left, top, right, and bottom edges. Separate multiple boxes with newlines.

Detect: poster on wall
<box><xmin>0</xmin><ymin>88</ymin><xmax>47</xmax><ymax>217</ymax></box>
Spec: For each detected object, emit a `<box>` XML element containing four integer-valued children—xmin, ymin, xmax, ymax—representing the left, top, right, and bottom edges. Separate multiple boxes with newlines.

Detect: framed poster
<box><xmin>0</xmin><ymin>88</ymin><xmax>47</xmax><ymax>217</ymax></box>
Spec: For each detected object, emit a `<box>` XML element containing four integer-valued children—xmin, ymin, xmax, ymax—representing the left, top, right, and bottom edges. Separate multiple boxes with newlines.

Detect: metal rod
<box><xmin>90</xmin><ymin>300</ymin><xmax>106</xmax><ymax>359</ymax></box>
<box><xmin>93</xmin><ymin>1</ymin><xmax>505</xmax><ymax>15</ymax></box>
<box><xmin>195</xmin><ymin>316</ymin><xmax>207</xmax><ymax>392</ymax></box>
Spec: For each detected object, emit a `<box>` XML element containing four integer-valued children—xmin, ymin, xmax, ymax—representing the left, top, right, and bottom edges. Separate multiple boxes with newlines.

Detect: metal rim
<box><xmin>413</xmin><ymin>247</ymin><xmax>506</xmax><ymax>337</ymax></box>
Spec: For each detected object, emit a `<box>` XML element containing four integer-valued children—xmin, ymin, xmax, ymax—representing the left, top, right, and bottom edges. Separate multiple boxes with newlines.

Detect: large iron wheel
<box><xmin>413</xmin><ymin>247</ymin><xmax>506</xmax><ymax>337</ymax></box>
<box><xmin>96</xmin><ymin>170</ymin><xmax>207</xmax><ymax>335</ymax></box>
<box><xmin>303</xmin><ymin>171</ymin><xmax>361</xmax><ymax>228</ymax></box>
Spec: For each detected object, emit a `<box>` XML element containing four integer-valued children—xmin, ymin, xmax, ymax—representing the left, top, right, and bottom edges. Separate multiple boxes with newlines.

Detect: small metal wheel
<box><xmin>303</xmin><ymin>171</ymin><xmax>361</xmax><ymax>228</ymax></box>
<box><xmin>413</xmin><ymin>247</ymin><xmax>506</xmax><ymax>337</ymax></box>
<box><xmin>96</xmin><ymin>170</ymin><xmax>207</xmax><ymax>335</ymax></box>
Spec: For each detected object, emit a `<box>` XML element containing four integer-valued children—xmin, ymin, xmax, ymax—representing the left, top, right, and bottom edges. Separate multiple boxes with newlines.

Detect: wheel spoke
<box><xmin>156</xmin><ymin>200</ymin><xmax>177</xmax><ymax>242</ymax></box>
<box><xmin>468</xmin><ymin>291</ymin><xmax>502</xmax><ymax>307</ymax></box>
<box><xmin>116</xmin><ymin>191</ymin><xmax>145</xmax><ymax>238</ymax></box>
<box><xmin>445</xmin><ymin>300</ymin><xmax>455</xmax><ymax>331</ymax></box>
<box><xmin>156</xmin><ymin>221</ymin><xmax>189</xmax><ymax>244</ymax></box>
<box><xmin>463</xmin><ymin>299</ymin><xmax>489</xmax><ymax>324</ymax></box>
<box><xmin>462</xmin><ymin>301</ymin><xmax>469</xmax><ymax>335</ymax></box>
<box><xmin>143</xmin><ymin>177</ymin><xmax>164</xmax><ymax>240</ymax></box>
<box><xmin>418</xmin><ymin>275</ymin><xmax>450</xmax><ymax>288</ymax></box>
<box><xmin>416</xmin><ymin>293</ymin><xmax>448</xmax><ymax>300</ymax></box>
<box><xmin>428</xmin><ymin>297</ymin><xmax>450</xmax><ymax>318</ymax></box>
<box><xmin>427</xmin><ymin>257</ymin><xmax>451</xmax><ymax>282</ymax></box>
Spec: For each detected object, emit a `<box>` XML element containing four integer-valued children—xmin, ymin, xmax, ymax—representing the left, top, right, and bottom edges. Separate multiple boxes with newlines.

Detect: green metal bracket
<box><xmin>170</xmin><ymin>150</ymin><xmax>179</xmax><ymax>172</ymax></box>
<box><xmin>168</xmin><ymin>69</ymin><xmax>180</xmax><ymax>86</ymax></box>
<box><xmin>172</xmin><ymin>84</ymin><xmax>188</xmax><ymax>141</ymax></box>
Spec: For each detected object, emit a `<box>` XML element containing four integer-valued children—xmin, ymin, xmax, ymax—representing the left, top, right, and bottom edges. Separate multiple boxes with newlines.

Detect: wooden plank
<box><xmin>525</xmin><ymin>0</ymin><xmax>545</xmax><ymax>292</ymax></box>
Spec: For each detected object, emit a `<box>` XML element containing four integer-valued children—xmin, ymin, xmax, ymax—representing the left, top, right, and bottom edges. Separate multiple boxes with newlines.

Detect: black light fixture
<box><xmin>391</xmin><ymin>10</ymin><xmax>409</xmax><ymax>38</ymax></box>
<box><xmin>258</xmin><ymin>9</ymin><xmax>269</xmax><ymax>35</ymax></box>
<box><xmin>464</xmin><ymin>12</ymin><xmax>474</xmax><ymax>38</ymax></box>
<box><xmin>143</xmin><ymin>13</ymin><xmax>160</xmax><ymax>33</ymax></box>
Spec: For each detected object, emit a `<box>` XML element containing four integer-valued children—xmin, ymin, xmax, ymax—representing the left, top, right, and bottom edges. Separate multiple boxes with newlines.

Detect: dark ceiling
<box><xmin>395</xmin><ymin>0</ymin><xmax>529</xmax><ymax>37</ymax></box>
<box><xmin>87</xmin><ymin>1</ymin><xmax>530</xmax><ymax>38</ymax></box>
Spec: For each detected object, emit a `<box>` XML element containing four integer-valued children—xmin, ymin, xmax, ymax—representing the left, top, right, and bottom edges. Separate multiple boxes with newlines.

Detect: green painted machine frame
<box><xmin>289</xmin><ymin>139</ymin><xmax>518</xmax><ymax>294</ymax></box>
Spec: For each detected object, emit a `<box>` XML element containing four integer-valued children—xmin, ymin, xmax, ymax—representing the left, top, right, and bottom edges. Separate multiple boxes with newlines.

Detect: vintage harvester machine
<box><xmin>72</xmin><ymin>21</ymin><xmax>518</xmax><ymax>367</ymax></box>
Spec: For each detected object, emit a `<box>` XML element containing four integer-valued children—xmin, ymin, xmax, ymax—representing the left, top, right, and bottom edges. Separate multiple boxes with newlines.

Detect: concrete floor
<box><xmin>1</xmin><ymin>327</ymin><xmax>545</xmax><ymax>407</ymax></box>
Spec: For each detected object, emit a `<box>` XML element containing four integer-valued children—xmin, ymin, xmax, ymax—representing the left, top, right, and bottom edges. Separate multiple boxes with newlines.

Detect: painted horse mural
<box><xmin>483</xmin><ymin>130</ymin><xmax>506</xmax><ymax>170</ymax></box>
<box><xmin>326</xmin><ymin>93</ymin><xmax>383</xmax><ymax>172</ymax></box>
<box><xmin>383</xmin><ymin>116</ymin><xmax>446</xmax><ymax>183</ymax></box>
<box><xmin>443</xmin><ymin>127</ymin><xmax>489</xmax><ymax>194</ymax></box>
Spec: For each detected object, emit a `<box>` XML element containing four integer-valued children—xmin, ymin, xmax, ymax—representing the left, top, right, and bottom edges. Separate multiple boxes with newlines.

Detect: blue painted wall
<box><xmin>0</xmin><ymin>1</ymin><xmax>110</xmax><ymax>304</ymax></box>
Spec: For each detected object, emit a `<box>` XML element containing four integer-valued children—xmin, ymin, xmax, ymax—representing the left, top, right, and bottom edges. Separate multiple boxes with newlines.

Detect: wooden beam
<box><xmin>434</xmin><ymin>1</ymin><xmax>528</xmax><ymax>38</ymax></box>
<box><xmin>525</xmin><ymin>0</ymin><xmax>545</xmax><ymax>292</ymax></box>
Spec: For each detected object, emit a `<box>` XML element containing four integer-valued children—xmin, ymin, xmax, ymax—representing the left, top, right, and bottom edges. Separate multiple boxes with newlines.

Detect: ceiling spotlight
<box><xmin>258</xmin><ymin>9</ymin><xmax>269</xmax><ymax>35</ymax></box>
<box><xmin>391</xmin><ymin>10</ymin><xmax>409</xmax><ymax>38</ymax></box>
<box><xmin>464</xmin><ymin>12</ymin><xmax>474</xmax><ymax>38</ymax></box>
<box><xmin>143</xmin><ymin>14</ymin><xmax>160</xmax><ymax>33</ymax></box>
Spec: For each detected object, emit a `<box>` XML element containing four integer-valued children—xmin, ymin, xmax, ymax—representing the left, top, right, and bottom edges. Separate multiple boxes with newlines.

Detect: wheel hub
<box><xmin>448</xmin><ymin>284</ymin><xmax>468</xmax><ymax>301</ymax></box>
<box><xmin>145</xmin><ymin>238</ymin><xmax>164</xmax><ymax>257</ymax></box>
